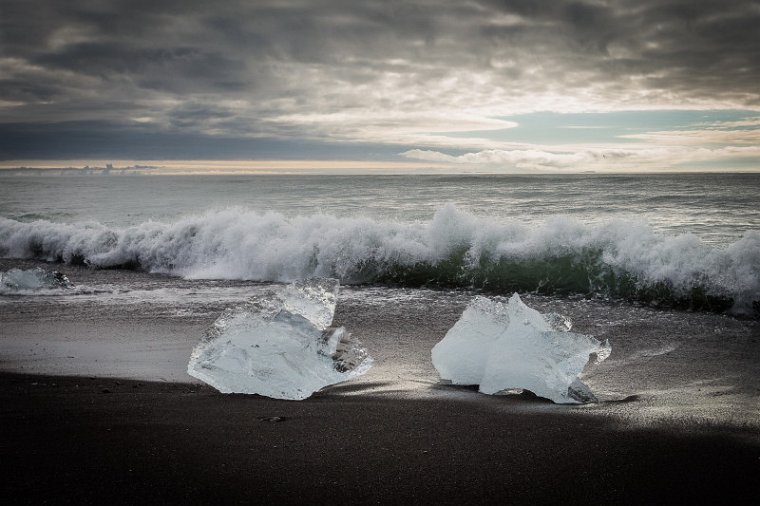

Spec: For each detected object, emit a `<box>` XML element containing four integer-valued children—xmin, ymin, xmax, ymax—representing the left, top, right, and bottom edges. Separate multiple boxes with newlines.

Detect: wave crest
<box><xmin>1</xmin><ymin>205</ymin><xmax>758</xmax><ymax>313</ymax></box>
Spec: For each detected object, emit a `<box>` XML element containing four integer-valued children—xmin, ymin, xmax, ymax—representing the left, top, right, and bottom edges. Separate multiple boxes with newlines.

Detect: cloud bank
<box><xmin>1</xmin><ymin>0</ymin><xmax>760</xmax><ymax>166</ymax></box>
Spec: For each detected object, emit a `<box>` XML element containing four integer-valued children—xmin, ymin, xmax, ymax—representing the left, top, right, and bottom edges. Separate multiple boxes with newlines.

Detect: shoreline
<box><xmin>2</xmin><ymin>372</ymin><xmax>758</xmax><ymax>505</ymax></box>
<box><xmin>2</xmin><ymin>257</ymin><xmax>759</xmax><ymax>503</ymax></box>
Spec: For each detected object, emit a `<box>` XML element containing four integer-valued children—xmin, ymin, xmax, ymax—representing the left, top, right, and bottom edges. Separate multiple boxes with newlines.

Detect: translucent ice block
<box><xmin>432</xmin><ymin>293</ymin><xmax>610</xmax><ymax>403</ymax></box>
<box><xmin>187</xmin><ymin>278</ymin><xmax>372</xmax><ymax>400</ymax></box>
<box><xmin>0</xmin><ymin>267</ymin><xmax>72</xmax><ymax>291</ymax></box>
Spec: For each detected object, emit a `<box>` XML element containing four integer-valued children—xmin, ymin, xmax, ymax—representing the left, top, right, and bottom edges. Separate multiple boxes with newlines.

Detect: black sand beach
<box><xmin>2</xmin><ymin>372</ymin><xmax>758</xmax><ymax>505</ymax></box>
<box><xmin>1</xmin><ymin>259</ymin><xmax>759</xmax><ymax>504</ymax></box>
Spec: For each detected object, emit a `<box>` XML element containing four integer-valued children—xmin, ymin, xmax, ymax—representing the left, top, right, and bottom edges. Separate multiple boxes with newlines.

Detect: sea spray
<box><xmin>1</xmin><ymin>205</ymin><xmax>758</xmax><ymax>312</ymax></box>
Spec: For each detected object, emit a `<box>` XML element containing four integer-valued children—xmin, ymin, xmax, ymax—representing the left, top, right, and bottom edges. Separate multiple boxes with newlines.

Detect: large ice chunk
<box><xmin>432</xmin><ymin>293</ymin><xmax>610</xmax><ymax>404</ymax></box>
<box><xmin>0</xmin><ymin>267</ymin><xmax>72</xmax><ymax>291</ymax></box>
<box><xmin>187</xmin><ymin>278</ymin><xmax>372</xmax><ymax>400</ymax></box>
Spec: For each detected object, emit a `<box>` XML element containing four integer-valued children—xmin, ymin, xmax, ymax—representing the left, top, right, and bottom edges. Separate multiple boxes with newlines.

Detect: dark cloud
<box><xmin>0</xmin><ymin>121</ymin><xmax>405</xmax><ymax>160</ymax></box>
<box><xmin>480</xmin><ymin>0</ymin><xmax>760</xmax><ymax>93</ymax></box>
<box><xmin>1</xmin><ymin>0</ymin><xmax>759</xmax><ymax>159</ymax></box>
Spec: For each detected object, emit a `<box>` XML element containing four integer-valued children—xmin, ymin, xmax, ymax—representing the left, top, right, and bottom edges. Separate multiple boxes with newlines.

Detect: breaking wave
<box><xmin>1</xmin><ymin>205</ymin><xmax>758</xmax><ymax>313</ymax></box>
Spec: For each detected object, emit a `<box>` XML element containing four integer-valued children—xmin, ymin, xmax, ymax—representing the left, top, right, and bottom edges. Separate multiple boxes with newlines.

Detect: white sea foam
<box><xmin>0</xmin><ymin>205</ymin><xmax>758</xmax><ymax>311</ymax></box>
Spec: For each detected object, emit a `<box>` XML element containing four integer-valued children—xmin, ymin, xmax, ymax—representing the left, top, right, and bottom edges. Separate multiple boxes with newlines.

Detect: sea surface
<box><xmin>1</xmin><ymin>173</ymin><xmax>759</xmax><ymax>310</ymax></box>
<box><xmin>0</xmin><ymin>173</ymin><xmax>759</xmax><ymax>427</ymax></box>
<box><xmin>2</xmin><ymin>173</ymin><xmax>759</xmax><ymax>242</ymax></box>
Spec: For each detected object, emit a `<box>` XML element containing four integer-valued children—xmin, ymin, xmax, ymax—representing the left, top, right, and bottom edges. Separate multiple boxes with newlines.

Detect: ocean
<box><xmin>0</xmin><ymin>173</ymin><xmax>758</xmax><ymax>427</ymax></box>
<box><xmin>2</xmin><ymin>173</ymin><xmax>759</xmax><ymax>241</ymax></box>
<box><xmin>1</xmin><ymin>173</ymin><xmax>759</xmax><ymax>309</ymax></box>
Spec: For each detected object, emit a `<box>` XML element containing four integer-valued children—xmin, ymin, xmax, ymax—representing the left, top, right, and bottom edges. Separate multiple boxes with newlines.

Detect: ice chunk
<box><xmin>187</xmin><ymin>278</ymin><xmax>372</xmax><ymax>400</ymax></box>
<box><xmin>0</xmin><ymin>267</ymin><xmax>72</xmax><ymax>291</ymax></box>
<box><xmin>432</xmin><ymin>293</ymin><xmax>611</xmax><ymax>404</ymax></box>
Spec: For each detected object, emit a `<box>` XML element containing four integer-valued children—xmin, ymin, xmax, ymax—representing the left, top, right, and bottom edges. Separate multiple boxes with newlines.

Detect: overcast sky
<box><xmin>1</xmin><ymin>0</ymin><xmax>759</xmax><ymax>171</ymax></box>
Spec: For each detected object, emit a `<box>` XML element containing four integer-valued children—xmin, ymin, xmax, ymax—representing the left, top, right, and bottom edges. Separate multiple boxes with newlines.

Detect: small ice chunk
<box><xmin>432</xmin><ymin>293</ymin><xmax>611</xmax><ymax>404</ymax></box>
<box><xmin>187</xmin><ymin>278</ymin><xmax>372</xmax><ymax>400</ymax></box>
<box><xmin>0</xmin><ymin>267</ymin><xmax>72</xmax><ymax>290</ymax></box>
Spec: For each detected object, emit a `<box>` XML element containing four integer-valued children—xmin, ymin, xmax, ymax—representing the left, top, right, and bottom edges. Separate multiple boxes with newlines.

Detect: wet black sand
<box><xmin>2</xmin><ymin>259</ymin><xmax>759</xmax><ymax>504</ymax></box>
<box><xmin>2</xmin><ymin>372</ymin><xmax>758</xmax><ymax>505</ymax></box>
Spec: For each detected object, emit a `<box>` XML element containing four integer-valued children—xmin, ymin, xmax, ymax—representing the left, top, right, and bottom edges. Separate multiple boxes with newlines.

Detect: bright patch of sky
<box><xmin>442</xmin><ymin>110</ymin><xmax>759</xmax><ymax>146</ymax></box>
<box><xmin>401</xmin><ymin>110</ymin><xmax>760</xmax><ymax>172</ymax></box>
